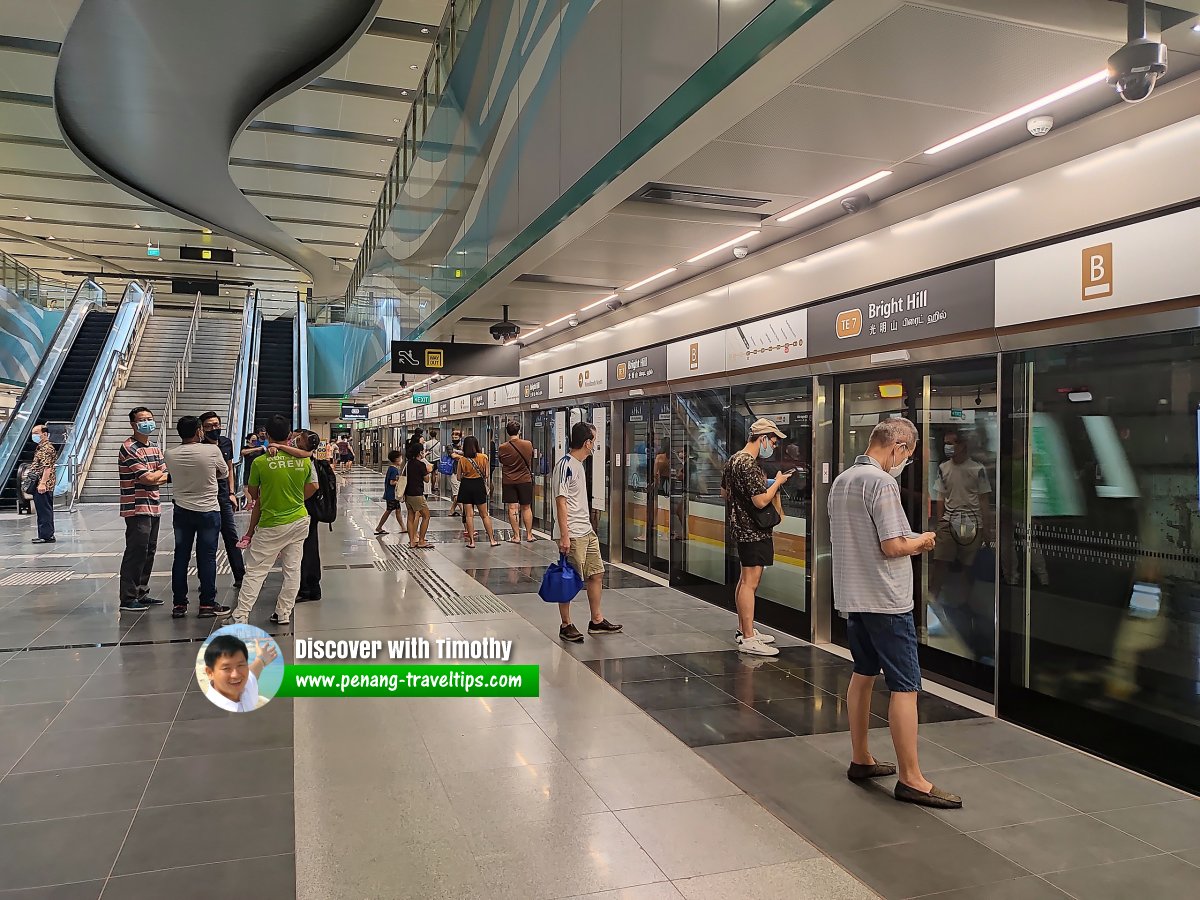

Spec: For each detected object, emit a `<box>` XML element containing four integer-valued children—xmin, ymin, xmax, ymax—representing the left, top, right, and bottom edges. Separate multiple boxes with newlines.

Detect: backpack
<box><xmin>437</xmin><ymin>452</ymin><xmax>455</xmax><ymax>476</ymax></box>
<box><xmin>307</xmin><ymin>458</ymin><xmax>338</xmax><ymax>527</ymax></box>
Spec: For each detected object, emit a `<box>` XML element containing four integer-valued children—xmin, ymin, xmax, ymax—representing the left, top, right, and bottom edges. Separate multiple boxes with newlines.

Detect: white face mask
<box><xmin>888</xmin><ymin>443</ymin><xmax>910</xmax><ymax>478</ymax></box>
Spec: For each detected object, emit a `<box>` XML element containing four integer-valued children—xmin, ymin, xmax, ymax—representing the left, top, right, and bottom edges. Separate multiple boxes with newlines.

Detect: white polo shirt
<box><xmin>204</xmin><ymin>670</ymin><xmax>259</xmax><ymax>712</ymax></box>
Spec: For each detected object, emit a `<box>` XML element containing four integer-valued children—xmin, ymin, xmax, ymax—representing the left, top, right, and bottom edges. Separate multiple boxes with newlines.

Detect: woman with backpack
<box><xmin>456</xmin><ymin>435</ymin><xmax>499</xmax><ymax>548</ymax></box>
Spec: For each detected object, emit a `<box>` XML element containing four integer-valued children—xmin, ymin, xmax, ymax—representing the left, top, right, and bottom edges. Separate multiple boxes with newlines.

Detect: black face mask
<box><xmin>205</xmin><ymin>429</ymin><xmax>222</xmax><ymax>441</ymax></box>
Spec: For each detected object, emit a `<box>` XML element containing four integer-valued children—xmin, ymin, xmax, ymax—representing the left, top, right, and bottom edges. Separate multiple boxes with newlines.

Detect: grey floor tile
<box><xmin>143</xmin><ymin>747</ymin><xmax>293</xmax><ymax>807</ymax></box>
<box><xmin>102</xmin><ymin>853</ymin><xmax>295</xmax><ymax>900</ymax></box>
<box><xmin>636</xmin><ymin>632</ymin><xmax>733</xmax><ymax>655</ymax></box>
<box><xmin>0</xmin><ymin>881</ymin><xmax>105</xmax><ymax>899</ymax></box>
<box><xmin>94</xmin><ymin>642</ymin><xmax>203</xmax><ymax>674</ymax></box>
<box><xmin>11</xmin><ymin>722</ymin><xmax>169</xmax><ymax>773</ymax></box>
<box><xmin>470</xmin><ymin>810</ymin><xmax>667</xmax><ymax>900</ymax></box>
<box><xmin>914</xmin><ymin>875</ymin><xmax>1071</xmax><ymax>898</ymax></box>
<box><xmin>0</xmin><ymin>675</ymin><xmax>90</xmax><ymax>707</ymax></box>
<box><xmin>705</xmin><ymin>668</ymin><xmax>824</xmax><ymax>703</ymax></box>
<box><xmin>422</xmin><ymin>722</ymin><xmax>566</xmax><ymax>775</ymax></box>
<box><xmin>159</xmin><ymin>704</ymin><xmax>293</xmax><ymax>757</ymax></box>
<box><xmin>667</xmin><ymin>650</ymin><xmax>777</xmax><ymax>677</ymax></box>
<box><xmin>673</xmin><ymin>857</ymin><xmax>879</xmax><ymax>900</ymax></box>
<box><xmin>618</xmin><ymin>675</ymin><xmax>737</xmax><ymax>711</ymax></box>
<box><xmin>617</xmin><ymin>795</ymin><xmax>820</xmax><ymax>879</ymax></box>
<box><xmin>838</xmin><ymin>833</ymin><xmax>1029</xmax><ymax>899</ymax></box>
<box><xmin>917</xmin><ymin>719</ymin><xmax>1070</xmax><ymax>765</ymax></box>
<box><xmin>584</xmin><ymin>654</ymin><xmax>692</xmax><ymax>686</ymax></box>
<box><xmin>801</xmin><ymin>727</ymin><xmax>974</xmax><ymax>774</ymax></box>
<box><xmin>1094</xmin><ymin>800</ymin><xmax>1200</xmax><ymax>853</ymax></box>
<box><xmin>113</xmin><ymin>793</ymin><xmax>294</xmax><ymax>875</ymax></box>
<box><xmin>0</xmin><ymin>648</ymin><xmax>108</xmax><ymax>681</ymax></box>
<box><xmin>444</xmin><ymin>761</ymin><xmax>607</xmax><ymax>830</ymax></box>
<box><xmin>0</xmin><ymin>810</ymin><xmax>133</xmax><ymax>891</ymax></box>
<box><xmin>649</xmin><ymin>702</ymin><xmax>793</xmax><ymax>747</ymax></box>
<box><xmin>972</xmin><ymin>814</ymin><xmax>1160</xmax><ymax>875</ymax></box>
<box><xmin>0</xmin><ymin>701</ymin><xmax>65</xmax><ymax>735</ymax></box>
<box><xmin>697</xmin><ymin>735</ymin><xmax>851</xmax><ymax>791</ymax></box>
<box><xmin>575</xmin><ymin>749</ymin><xmax>741</xmax><ymax>810</ymax></box>
<box><xmin>562</xmin><ymin>885</ymin><xmax>684</xmax><ymax>900</ymax></box>
<box><xmin>1173</xmin><ymin>847</ymin><xmax>1200</xmax><ymax>867</ymax></box>
<box><xmin>47</xmin><ymin>693</ymin><xmax>182</xmax><ymax>731</ymax></box>
<box><xmin>407</xmin><ymin>696</ymin><xmax>534</xmax><ymax>732</ymax></box>
<box><xmin>540</xmin><ymin>713</ymin><xmax>685</xmax><ymax>760</ymax></box>
<box><xmin>1044</xmin><ymin>853</ymin><xmax>1200</xmax><ymax>900</ymax></box>
<box><xmin>921</xmin><ymin>765</ymin><xmax>1078</xmax><ymax>832</ymax></box>
<box><xmin>0</xmin><ymin>761</ymin><xmax>151</xmax><ymax>825</ymax></box>
<box><xmin>556</xmin><ymin>633</ymin><xmax>663</xmax><ymax>662</ymax></box>
<box><xmin>519</xmin><ymin>685</ymin><xmax>642</xmax><ymax>723</ymax></box>
<box><xmin>989</xmin><ymin>752</ymin><xmax>1187</xmax><ymax>813</ymax></box>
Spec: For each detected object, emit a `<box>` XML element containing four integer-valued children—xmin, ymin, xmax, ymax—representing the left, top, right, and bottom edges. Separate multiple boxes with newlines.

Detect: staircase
<box><xmin>253</xmin><ymin>317</ymin><xmax>295</xmax><ymax>430</ymax></box>
<box><xmin>1</xmin><ymin>311</ymin><xmax>116</xmax><ymax>505</ymax></box>
<box><xmin>79</xmin><ymin>314</ymin><xmax>192</xmax><ymax>503</ymax></box>
<box><xmin>163</xmin><ymin>315</ymin><xmax>242</xmax><ymax>449</ymax></box>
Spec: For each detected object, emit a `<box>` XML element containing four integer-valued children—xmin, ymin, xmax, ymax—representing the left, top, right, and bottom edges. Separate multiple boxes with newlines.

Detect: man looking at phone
<box><xmin>720</xmin><ymin>418</ymin><xmax>792</xmax><ymax>657</ymax></box>
<box><xmin>828</xmin><ymin>417</ymin><xmax>962</xmax><ymax>809</ymax></box>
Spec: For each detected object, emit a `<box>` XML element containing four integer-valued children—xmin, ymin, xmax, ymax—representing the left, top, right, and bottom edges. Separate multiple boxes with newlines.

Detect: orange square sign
<box><xmin>1082</xmin><ymin>243</ymin><xmax>1113</xmax><ymax>301</ymax></box>
<box><xmin>836</xmin><ymin>308</ymin><xmax>863</xmax><ymax>340</ymax></box>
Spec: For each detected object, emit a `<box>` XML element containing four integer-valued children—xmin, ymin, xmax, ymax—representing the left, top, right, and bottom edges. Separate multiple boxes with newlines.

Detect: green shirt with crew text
<box><xmin>249</xmin><ymin>453</ymin><xmax>316</xmax><ymax>529</ymax></box>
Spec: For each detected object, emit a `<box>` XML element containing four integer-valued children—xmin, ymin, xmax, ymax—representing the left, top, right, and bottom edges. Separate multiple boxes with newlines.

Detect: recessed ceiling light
<box><xmin>386</xmin><ymin>137</ymin><xmax>394</xmax><ymax>142</ymax></box>
<box><xmin>924</xmin><ymin>70</ymin><xmax>1106</xmax><ymax>155</ymax></box>
<box><xmin>777</xmin><ymin>171</ymin><xmax>893</xmax><ymax>223</ymax></box>
<box><xmin>687</xmin><ymin>230</ymin><xmax>760</xmax><ymax>263</ymax></box>
<box><xmin>623</xmin><ymin>267</ymin><xmax>677</xmax><ymax>292</ymax></box>
<box><xmin>1193</xmin><ymin>22</ymin><xmax>1200</xmax><ymax>31</ymax></box>
<box><xmin>410</xmin><ymin>64</ymin><xmax>419</xmax><ymax>70</ymax></box>
<box><xmin>580</xmin><ymin>293</ymin><xmax>618</xmax><ymax>312</ymax></box>
<box><xmin>134</xmin><ymin>223</ymin><xmax>141</xmax><ymax>229</ymax></box>
<box><xmin>23</xmin><ymin>215</ymin><xmax>32</xmax><ymax>221</ymax></box>
<box><xmin>67</xmin><ymin>256</ymin><xmax>74</xmax><ymax>260</ymax></box>
<box><xmin>46</xmin><ymin>236</ymin><xmax>54</xmax><ymax>241</ymax></box>
<box><xmin>201</xmin><ymin>227</ymin><xmax>212</xmax><ymax>234</ymax></box>
<box><xmin>393</xmin><ymin>117</ymin><xmax>401</xmax><ymax>123</ymax></box>
<box><xmin>421</xmin><ymin>27</ymin><xmax>430</xmax><ymax>34</ymax></box>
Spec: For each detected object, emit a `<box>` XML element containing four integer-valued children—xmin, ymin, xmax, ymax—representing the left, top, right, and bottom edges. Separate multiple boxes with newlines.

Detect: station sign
<box><xmin>471</xmin><ymin>392</ymin><xmax>489</xmax><ymax>412</ymax></box>
<box><xmin>391</xmin><ymin>341</ymin><xmax>519</xmax><ymax>377</ymax></box>
<box><xmin>520</xmin><ymin>375</ymin><xmax>549</xmax><ymax>403</ymax></box>
<box><xmin>667</xmin><ymin>331</ymin><xmax>725</xmax><ymax>380</ymax></box>
<box><xmin>550</xmin><ymin>363</ymin><xmax>606</xmax><ymax>399</ymax></box>
<box><xmin>437</xmin><ymin>401</ymin><xmax>451</xmax><ymax>416</ymax></box>
<box><xmin>608</xmin><ymin>346</ymin><xmax>666</xmax><ymax>388</ymax></box>
<box><xmin>341</xmin><ymin>404</ymin><xmax>369</xmax><ymax>421</ymax></box>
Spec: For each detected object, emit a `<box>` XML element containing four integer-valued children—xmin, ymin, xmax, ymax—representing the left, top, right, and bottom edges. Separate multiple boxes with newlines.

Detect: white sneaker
<box><xmin>736</xmin><ymin>629</ymin><xmax>775</xmax><ymax>644</ymax></box>
<box><xmin>736</xmin><ymin>635</ymin><xmax>779</xmax><ymax>657</ymax></box>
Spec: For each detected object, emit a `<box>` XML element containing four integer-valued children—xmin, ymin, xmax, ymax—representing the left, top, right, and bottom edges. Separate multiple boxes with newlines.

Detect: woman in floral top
<box><xmin>29</xmin><ymin>423</ymin><xmax>57</xmax><ymax>543</ymax></box>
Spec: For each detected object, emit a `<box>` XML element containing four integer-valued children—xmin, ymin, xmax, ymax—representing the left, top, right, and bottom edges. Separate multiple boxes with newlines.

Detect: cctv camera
<box><xmin>1026</xmin><ymin>115</ymin><xmax>1053</xmax><ymax>136</ymax></box>
<box><xmin>732</xmin><ymin>246</ymin><xmax>749</xmax><ymax>259</ymax></box>
<box><xmin>567</xmin><ymin>316</ymin><xmax>579</xmax><ymax>328</ymax></box>
<box><xmin>489</xmin><ymin>320</ymin><xmax>520</xmax><ymax>342</ymax></box>
<box><xmin>605</xmin><ymin>298</ymin><xmax>622</xmax><ymax>312</ymax></box>
<box><xmin>840</xmin><ymin>193</ymin><xmax>871</xmax><ymax>215</ymax></box>
<box><xmin>1107</xmin><ymin>0</ymin><xmax>1166</xmax><ymax>106</ymax></box>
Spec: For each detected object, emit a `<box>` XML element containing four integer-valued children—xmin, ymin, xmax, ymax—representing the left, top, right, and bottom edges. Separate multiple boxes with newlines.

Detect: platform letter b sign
<box><xmin>1082</xmin><ymin>243</ymin><xmax>1113</xmax><ymax>301</ymax></box>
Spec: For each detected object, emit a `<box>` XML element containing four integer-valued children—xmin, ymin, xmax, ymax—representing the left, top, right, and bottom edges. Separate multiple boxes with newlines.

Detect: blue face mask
<box><xmin>758</xmin><ymin>440</ymin><xmax>775</xmax><ymax>459</ymax></box>
<box><xmin>136</xmin><ymin>420</ymin><xmax>156</xmax><ymax>435</ymax></box>
<box><xmin>31</xmin><ymin>433</ymin><xmax>42</xmax><ymax>444</ymax></box>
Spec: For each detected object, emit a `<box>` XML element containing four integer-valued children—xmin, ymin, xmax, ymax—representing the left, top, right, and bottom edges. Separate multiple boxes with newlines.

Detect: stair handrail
<box><xmin>63</xmin><ymin>281</ymin><xmax>155</xmax><ymax>505</ymax></box>
<box><xmin>0</xmin><ymin>278</ymin><xmax>106</xmax><ymax>498</ymax></box>
<box><xmin>295</xmin><ymin>293</ymin><xmax>310</xmax><ymax>430</ymax></box>
<box><xmin>162</xmin><ymin>292</ymin><xmax>202</xmax><ymax>452</ymax></box>
<box><xmin>228</xmin><ymin>288</ymin><xmax>259</xmax><ymax>465</ymax></box>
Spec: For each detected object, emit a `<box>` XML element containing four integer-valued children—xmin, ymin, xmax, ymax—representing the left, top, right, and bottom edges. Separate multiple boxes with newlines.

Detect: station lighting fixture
<box><xmin>777</xmin><ymin>171</ymin><xmax>892</xmax><ymax>223</ymax></box>
<box><xmin>624</xmin><ymin>267</ymin><xmax>678</xmax><ymax>292</ymax></box>
<box><xmin>134</xmin><ymin>223</ymin><xmax>141</xmax><ymax>229</ymax></box>
<box><xmin>1193</xmin><ymin>22</ymin><xmax>1200</xmax><ymax>31</ymax></box>
<box><xmin>687</xmin><ymin>231</ymin><xmax>759</xmax><ymax>263</ymax></box>
<box><xmin>924</xmin><ymin>70</ymin><xmax>1107</xmax><ymax>155</ymax></box>
<box><xmin>580</xmin><ymin>293</ymin><xmax>618</xmax><ymax>312</ymax></box>
<box><xmin>23</xmin><ymin>215</ymin><xmax>31</xmax><ymax>221</ymax></box>
<box><xmin>544</xmin><ymin>312</ymin><xmax>574</xmax><ymax>327</ymax></box>
<box><xmin>521</xmin><ymin>327</ymin><xmax>543</xmax><ymax>338</ymax></box>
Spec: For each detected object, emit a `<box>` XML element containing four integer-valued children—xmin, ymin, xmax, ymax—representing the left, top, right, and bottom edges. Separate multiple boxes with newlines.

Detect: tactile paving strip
<box><xmin>0</xmin><ymin>570</ymin><xmax>75</xmax><ymax>586</ymax></box>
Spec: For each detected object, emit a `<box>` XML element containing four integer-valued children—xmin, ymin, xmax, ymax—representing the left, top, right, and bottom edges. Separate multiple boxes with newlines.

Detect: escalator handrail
<box><xmin>0</xmin><ymin>278</ymin><xmax>105</xmax><ymax>493</ymax></box>
<box><xmin>227</xmin><ymin>288</ymin><xmax>257</xmax><ymax>448</ymax></box>
<box><xmin>161</xmin><ymin>292</ymin><xmax>202</xmax><ymax>453</ymax></box>
<box><xmin>295</xmin><ymin>295</ymin><xmax>310</xmax><ymax>430</ymax></box>
<box><xmin>63</xmin><ymin>281</ymin><xmax>154</xmax><ymax>501</ymax></box>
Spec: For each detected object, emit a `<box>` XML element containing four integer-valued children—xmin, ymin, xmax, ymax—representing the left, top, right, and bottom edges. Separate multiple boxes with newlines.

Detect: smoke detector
<box><xmin>1027</xmin><ymin>116</ymin><xmax>1054</xmax><ymax>137</ymax></box>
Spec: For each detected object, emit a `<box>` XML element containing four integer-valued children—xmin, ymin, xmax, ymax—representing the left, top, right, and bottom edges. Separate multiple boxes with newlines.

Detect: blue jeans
<box><xmin>172</xmin><ymin>505</ymin><xmax>220</xmax><ymax>607</ymax></box>
<box><xmin>847</xmin><ymin>611</ymin><xmax>922</xmax><ymax>692</ymax></box>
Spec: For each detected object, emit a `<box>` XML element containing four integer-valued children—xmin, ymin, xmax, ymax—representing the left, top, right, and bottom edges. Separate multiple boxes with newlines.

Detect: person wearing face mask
<box><xmin>200</xmin><ymin>411</ymin><xmax>246</xmax><ymax>588</ymax></box>
<box><xmin>720</xmin><ymin>418</ymin><xmax>792</xmax><ymax>657</ymax></box>
<box><xmin>828</xmin><ymin>417</ymin><xmax>961</xmax><ymax>810</ymax></box>
<box><xmin>117</xmin><ymin>407</ymin><xmax>169</xmax><ymax>612</ymax></box>
<box><xmin>27</xmin><ymin>422</ymin><xmax>58</xmax><ymax>543</ymax></box>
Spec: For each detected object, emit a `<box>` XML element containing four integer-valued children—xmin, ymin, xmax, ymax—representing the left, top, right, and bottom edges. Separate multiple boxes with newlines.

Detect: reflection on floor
<box><xmin>1</xmin><ymin>471</ymin><xmax>1197</xmax><ymax>899</ymax></box>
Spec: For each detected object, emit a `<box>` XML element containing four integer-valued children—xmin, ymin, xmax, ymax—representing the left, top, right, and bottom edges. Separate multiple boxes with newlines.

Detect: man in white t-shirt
<box><xmin>202</xmin><ymin>633</ymin><xmax>277</xmax><ymax>713</ymax></box>
<box><xmin>554</xmin><ymin>421</ymin><xmax>622</xmax><ymax>643</ymax></box>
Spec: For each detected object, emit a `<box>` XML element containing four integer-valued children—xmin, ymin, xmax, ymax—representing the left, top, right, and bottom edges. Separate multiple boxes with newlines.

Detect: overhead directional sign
<box><xmin>391</xmin><ymin>341</ymin><xmax>519</xmax><ymax>377</ymax></box>
<box><xmin>340</xmin><ymin>404</ymin><xmax>369</xmax><ymax>421</ymax></box>
<box><xmin>412</xmin><ymin>393</ymin><xmax>431</xmax><ymax>405</ymax></box>
<box><xmin>146</xmin><ymin>241</ymin><xmax>160</xmax><ymax>257</ymax></box>
<box><xmin>180</xmin><ymin>246</ymin><xmax>234</xmax><ymax>263</ymax></box>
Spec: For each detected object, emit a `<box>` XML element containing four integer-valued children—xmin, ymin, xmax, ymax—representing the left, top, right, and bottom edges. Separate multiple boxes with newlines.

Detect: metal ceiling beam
<box><xmin>0</xmin><ymin>224</ymin><xmax>135</xmax><ymax>275</ymax></box>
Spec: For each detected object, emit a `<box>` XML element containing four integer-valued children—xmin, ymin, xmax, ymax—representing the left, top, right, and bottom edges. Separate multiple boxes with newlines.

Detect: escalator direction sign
<box><xmin>391</xmin><ymin>341</ymin><xmax>519</xmax><ymax>377</ymax></box>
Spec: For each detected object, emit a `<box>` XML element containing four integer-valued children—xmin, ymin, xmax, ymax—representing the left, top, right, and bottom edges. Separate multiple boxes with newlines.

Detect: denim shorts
<box><xmin>846</xmin><ymin>611</ymin><xmax>921</xmax><ymax>692</ymax></box>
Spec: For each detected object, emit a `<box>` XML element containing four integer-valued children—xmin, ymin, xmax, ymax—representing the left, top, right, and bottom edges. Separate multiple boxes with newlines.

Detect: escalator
<box><xmin>1</xmin><ymin>310</ymin><xmax>116</xmax><ymax>505</ymax></box>
<box><xmin>252</xmin><ymin>317</ymin><xmax>295</xmax><ymax>430</ymax></box>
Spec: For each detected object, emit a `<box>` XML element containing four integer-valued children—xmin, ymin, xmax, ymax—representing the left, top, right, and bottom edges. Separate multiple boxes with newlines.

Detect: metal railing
<box><xmin>0</xmin><ymin>247</ymin><xmax>74</xmax><ymax>309</ymax></box>
<box><xmin>342</xmin><ymin>0</ymin><xmax>483</xmax><ymax>309</ymax></box>
<box><xmin>161</xmin><ymin>292</ymin><xmax>203</xmax><ymax>452</ymax></box>
<box><xmin>62</xmin><ymin>281</ymin><xmax>154</xmax><ymax>506</ymax></box>
<box><xmin>0</xmin><ymin>278</ymin><xmax>106</xmax><ymax>497</ymax></box>
<box><xmin>295</xmin><ymin>293</ymin><xmax>310</xmax><ymax>430</ymax></box>
<box><xmin>228</xmin><ymin>288</ymin><xmax>259</xmax><ymax>453</ymax></box>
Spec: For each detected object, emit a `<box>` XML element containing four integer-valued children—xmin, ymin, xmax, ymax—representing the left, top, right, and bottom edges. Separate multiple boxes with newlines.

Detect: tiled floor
<box><xmin>1</xmin><ymin>472</ymin><xmax>1197</xmax><ymax>898</ymax></box>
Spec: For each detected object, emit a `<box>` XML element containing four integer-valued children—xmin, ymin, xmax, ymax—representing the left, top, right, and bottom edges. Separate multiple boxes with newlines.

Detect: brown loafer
<box><xmin>847</xmin><ymin>760</ymin><xmax>897</xmax><ymax>781</ymax></box>
<box><xmin>894</xmin><ymin>782</ymin><xmax>963</xmax><ymax>809</ymax></box>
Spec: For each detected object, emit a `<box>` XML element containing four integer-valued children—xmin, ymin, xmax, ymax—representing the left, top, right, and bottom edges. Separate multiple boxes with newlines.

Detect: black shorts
<box><xmin>457</xmin><ymin>479</ymin><xmax>488</xmax><ymax>506</ymax></box>
<box><xmin>502</xmin><ymin>482</ymin><xmax>533</xmax><ymax>506</ymax></box>
<box><xmin>737</xmin><ymin>539</ymin><xmax>774</xmax><ymax>568</ymax></box>
<box><xmin>385</xmin><ymin>498</ymin><xmax>402</xmax><ymax>511</ymax></box>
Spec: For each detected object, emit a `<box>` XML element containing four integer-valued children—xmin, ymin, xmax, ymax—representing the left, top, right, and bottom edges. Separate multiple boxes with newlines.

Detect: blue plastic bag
<box><xmin>539</xmin><ymin>554</ymin><xmax>585</xmax><ymax>603</ymax></box>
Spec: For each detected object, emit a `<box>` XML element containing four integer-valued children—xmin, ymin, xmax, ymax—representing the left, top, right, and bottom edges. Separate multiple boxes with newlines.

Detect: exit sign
<box><xmin>413</xmin><ymin>393</ymin><xmax>431</xmax><ymax>405</ymax></box>
<box><xmin>146</xmin><ymin>241</ymin><xmax>160</xmax><ymax>257</ymax></box>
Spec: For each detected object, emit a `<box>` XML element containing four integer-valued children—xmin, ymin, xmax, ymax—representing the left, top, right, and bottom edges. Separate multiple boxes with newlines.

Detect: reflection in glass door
<box><xmin>622</xmin><ymin>400</ymin><xmax>652</xmax><ymax>569</ymax></box>
<box><xmin>649</xmin><ymin>397</ymin><xmax>673</xmax><ymax>575</ymax></box>
<box><xmin>671</xmin><ymin>389</ymin><xmax>731</xmax><ymax>604</ymax></box>
<box><xmin>833</xmin><ymin>362</ymin><xmax>998</xmax><ymax>693</ymax></box>
<box><xmin>529</xmin><ymin>410</ymin><xmax>553</xmax><ymax>531</ymax></box>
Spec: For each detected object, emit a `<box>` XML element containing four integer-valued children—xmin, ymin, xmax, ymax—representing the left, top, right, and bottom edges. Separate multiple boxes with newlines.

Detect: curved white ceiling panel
<box><xmin>54</xmin><ymin>0</ymin><xmax>381</xmax><ymax>299</ymax></box>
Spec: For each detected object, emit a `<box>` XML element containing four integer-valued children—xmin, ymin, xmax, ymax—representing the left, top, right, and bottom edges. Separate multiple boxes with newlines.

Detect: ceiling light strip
<box><xmin>544</xmin><ymin>313</ymin><xmax>574</xmax><ymax>328</ymax></box>
<box><xmin>623</xmin><ymin>267</ymin><xmax>677</xmax><ymax>292</ymax></box>
<box><xmin>579</xmin><ymin>293</ymin><xmax>618</xmax><ymax>312</ymax></box>
<box><xmin>687</xmin><ymin>231</ymin><xmax>759</xmax><ymax>264</ymax></box>
<box><xmin>924</xmin><ymin>70</ymin><xmax>1107</xmax><ymax>155</ymax></box>
<box><xmin>777</xmin><ymin>171</ymin><xmax>891</xmax><ymax>223</ymax></box>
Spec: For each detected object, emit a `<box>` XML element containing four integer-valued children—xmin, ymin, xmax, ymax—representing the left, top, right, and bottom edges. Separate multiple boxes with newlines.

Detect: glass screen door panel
<box><xmin>622</xmin><ymin>400</ymin><xmax>652</xmax><ymax>569</ymax></box>
<box><xmin>530</xmin><ymin>410</ymin><xmax>553</xmax><ymax>530</ymax></box>
<box><xmin>650</xmin><ymin>397</ymin><xmax>673</xmax><ymax>575</ymax></box>
<box><xmin>671</xmin><ymin>389</ymin><xmax>730</xmax><ymax>600</ymax></box>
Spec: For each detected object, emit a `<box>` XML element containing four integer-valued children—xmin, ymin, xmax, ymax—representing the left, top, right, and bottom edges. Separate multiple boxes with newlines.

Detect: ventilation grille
<box><xmin>638</xmin><ymin>184</ymin><xmax>769</xmax><ymax>209</ymax></box>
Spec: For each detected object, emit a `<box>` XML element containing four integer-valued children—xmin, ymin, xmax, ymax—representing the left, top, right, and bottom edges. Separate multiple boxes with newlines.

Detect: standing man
<box><xmin>829</xmin><ymin>418</ymin><xmax>962</xmax><ymax>809</ymax></box>
<box><xmin>720</xmin><ymin>418</ymin><xmax>792</xmax><ymax>657</ymax></box>
<box><xmin>296</xmin><ymin>430</ymin><xmax>328</xmax><ymax>603</ymax></box>
<box><xmin>226</xmin><ymin>415</ymin><xmax>318</xmax><ymax>627</ymax></box>
<box><xmin>165</xmin><ymin>416</ymin><xmax>230</xmax><ymax>619</ymax></box>
<box><xmin>200</xmin><ymin>411</ymin><xmax>245</xmax><ymax>588</ymax></box>
<box><xmin>118</xmin><ymin>407</ymin><xmax>168</xmax><ymax>612</ymax></box>
<box><xmin>28</xmin><ymin>423</ymin><xmax>57</xmax><ymax>544</ymax></box>
<box><xmin>498</xmin><ymin>420</ymin><xmax>535</xmax><ymax>543</ymax></box>
<box><xmin>554</xmin><ymin>421</ymin><xmax>622</xmax><ymax>643</ymax></box>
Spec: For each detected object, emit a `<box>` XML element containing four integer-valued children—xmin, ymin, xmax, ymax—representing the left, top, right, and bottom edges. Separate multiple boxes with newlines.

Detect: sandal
<box><xmin>466</xmin><ymin>542</ymin><xmax>476</xmax><ymax>549</ymax></box>
<box><xmin>490</xmin><ymin>540</ymin><xmax>501</xmax><ymax>547</ymax></box>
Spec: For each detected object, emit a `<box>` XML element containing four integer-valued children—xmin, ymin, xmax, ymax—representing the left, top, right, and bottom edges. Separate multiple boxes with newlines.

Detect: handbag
<box><xmin>21</xmin><ymin>466</ymin><xmax>39</xmax><ymax>496</ymax></box>
<box><xmin>539</xmin><ymin>554</ymin><xmax>585</xmax><ymax>603</ymax></box>
<box><xmin>746</xmin><ymin>497</ymin><xmax>782</xmax><ymax>531</ymax></box>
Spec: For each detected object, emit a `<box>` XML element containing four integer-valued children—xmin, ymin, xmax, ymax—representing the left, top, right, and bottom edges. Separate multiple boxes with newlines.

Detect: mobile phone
<box><xmin>781</xmin><ymin>467</ymin><xmax>798</xmax><ymax>475</ymax></box>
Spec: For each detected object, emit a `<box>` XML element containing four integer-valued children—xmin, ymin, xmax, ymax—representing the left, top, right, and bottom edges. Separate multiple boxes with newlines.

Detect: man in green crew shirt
<box><xmin>227</xmin><ymin>415</ymin><xmax>318</xmax><ymax>627</ymax></box>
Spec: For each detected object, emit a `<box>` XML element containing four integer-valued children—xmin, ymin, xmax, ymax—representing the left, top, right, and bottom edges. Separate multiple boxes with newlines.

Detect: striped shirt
<box><xmin>118</xmin><ymin>437</ymin><xmax>163</xmax><ymax>518</ymax></box>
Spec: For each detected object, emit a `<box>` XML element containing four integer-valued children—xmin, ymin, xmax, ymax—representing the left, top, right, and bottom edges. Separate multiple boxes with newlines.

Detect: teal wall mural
<box><xmin>0</xmin><ymin>286</ymin><xmax>64</xmax><ymax>387</ymax></box>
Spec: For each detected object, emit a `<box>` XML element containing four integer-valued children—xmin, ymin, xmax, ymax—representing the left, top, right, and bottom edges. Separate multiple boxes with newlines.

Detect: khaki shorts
<box><xmin>404</xmin><ymin>494</ymin><xmax>429</xmax><ymax>513</ymax></box>
<box><xmin>933</xmin><ymin>520</ymin><xmax>983</xmax><ymax>565</ymax></box>
<box><xmin>568</xmin><ymin>532</ymin><xmax>604</xmax><ymax>580</ymax></box>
